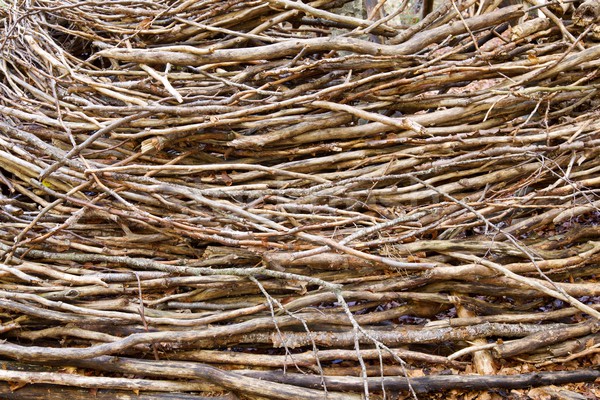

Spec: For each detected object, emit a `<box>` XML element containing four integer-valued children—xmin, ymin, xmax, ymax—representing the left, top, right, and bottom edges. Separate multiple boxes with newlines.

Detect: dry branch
<box><xmin>0</xmin><ymin>0</ymin><xmax>599</xmax><ymax>398</ymax></box>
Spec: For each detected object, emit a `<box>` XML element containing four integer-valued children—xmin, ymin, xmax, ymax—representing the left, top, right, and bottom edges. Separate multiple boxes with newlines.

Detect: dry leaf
<box><xmin>8</xmin><ymin>381</ymin><xmax>26</xmax><ymax>391</ymax></box>
<box><xmin>138</xmin><ymin>18</ymin><xmax>152</xmax><ymax>30</ymax></box>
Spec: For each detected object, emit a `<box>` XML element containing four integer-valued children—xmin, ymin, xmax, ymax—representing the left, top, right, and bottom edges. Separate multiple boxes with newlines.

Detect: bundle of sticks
<box><xmin>0</xmin><ymin>0</ymin><xmax>599</xmax><ymax>398</ymax></box>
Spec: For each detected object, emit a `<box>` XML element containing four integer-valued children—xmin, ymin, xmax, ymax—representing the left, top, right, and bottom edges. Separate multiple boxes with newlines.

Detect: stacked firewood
<box><xmin>0</xmin><ymin>1</ymin><xmax>599</xmax><ymax>398</ymax></box>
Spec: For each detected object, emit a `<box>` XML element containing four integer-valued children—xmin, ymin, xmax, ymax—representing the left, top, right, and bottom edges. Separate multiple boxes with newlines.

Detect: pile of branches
<box><xmin>1</xmin><ymin>0</ymin><xmax>599</xmax><ymax>398</ymax></box>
